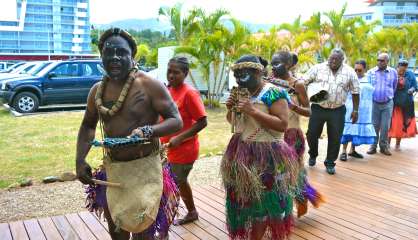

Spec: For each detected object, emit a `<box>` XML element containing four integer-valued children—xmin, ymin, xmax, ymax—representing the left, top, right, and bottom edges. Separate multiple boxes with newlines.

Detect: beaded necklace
<box><xmin>95</xmin><ymin>68</ymin><xmax>137</xmax><ymax>117</ymax></box>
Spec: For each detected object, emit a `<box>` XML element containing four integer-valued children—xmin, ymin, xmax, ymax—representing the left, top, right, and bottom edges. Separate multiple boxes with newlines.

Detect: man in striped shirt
<box><xmin>367</xmin><ymin>53</ymin><xmax>398</xmax><ymax>156</ymax></box>
<box><xmin>304</xmin><ymin>49</ymin><xmax>360</xmax><ymax>175</ymax></box>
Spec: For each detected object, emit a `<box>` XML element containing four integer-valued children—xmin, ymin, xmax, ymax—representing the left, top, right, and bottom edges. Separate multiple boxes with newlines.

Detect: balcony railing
<box><xmin>382</xmin><ymin>6</ymin><xmax>418</xmax><ymax>13</ymax></box>
<box><xmin>383</xmin><ymin>18</ymin><xmax>418</xmax><ymax>26</ymax></box>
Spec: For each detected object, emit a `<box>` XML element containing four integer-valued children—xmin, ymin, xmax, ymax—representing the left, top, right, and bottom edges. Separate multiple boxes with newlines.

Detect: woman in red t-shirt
<box><xmin>161</xmin><ymin>57</ymin><xmax>207</xmax><ymax>225</ymax></box>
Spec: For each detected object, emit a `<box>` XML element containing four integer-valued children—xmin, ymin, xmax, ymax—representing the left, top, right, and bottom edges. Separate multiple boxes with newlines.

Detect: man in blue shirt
<box><xmin>367</xmin><ymin>53</ymin><xmax>398</xmax><ymax>156</ymax></box>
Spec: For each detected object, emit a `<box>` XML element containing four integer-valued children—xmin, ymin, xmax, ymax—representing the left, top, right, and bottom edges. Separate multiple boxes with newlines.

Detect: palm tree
<box><xmin>324</xmin><ymin>3</ymin><xmax>352</xmax><ymax>49</ymax></box>
<box><xmin>158</xmin><ymin>4</ymin><xmax>202</xmax><ymax>89</ymax></box>
<box><xmin>216</xmin><ymin>18</ymin><xmax>251</xmax><ymax>96</ymax></box>
<box><xmin>175</xmin><ymin>8</ymin><xmax>230</xmax><ymax>108</ymax></box>
<box><xmin>303</xmin><ymin>12</ymin><xmax>330</xmax><ymax>63</ymax></box>
<box><xmin>279</xmin><ymin>15</ymin><xmax>303</xmax><ymax>35</ymax></box>
<box><xmin>135</xmin><ymin>44</ymin><xmax>150</xmax><ymax>65</ymax></box>
<box><xmin>158</xmin><ymin>3</ymin><xmax>200</xmax><ymax>44</ymax></box>
<box><xmin>401</xmin><ymin>23</ymin><xmax>418</xmax><ymax>70</ymax></box>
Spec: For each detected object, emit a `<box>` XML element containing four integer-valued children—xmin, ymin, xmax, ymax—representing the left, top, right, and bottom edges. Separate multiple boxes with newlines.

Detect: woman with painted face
<box><xmin>270</xmin><ymin>51</ymin><xmax>324</xmax><ymax>218</ymax></box>
<box><xmin>222</xmin><ymin>55</ymin><xmax>298</xmax><ymax>240</ymax></box>
<box><xmin>160</xmin><ymin>57</ymin><xmax>207</xmax><ymax>225</ymax></box>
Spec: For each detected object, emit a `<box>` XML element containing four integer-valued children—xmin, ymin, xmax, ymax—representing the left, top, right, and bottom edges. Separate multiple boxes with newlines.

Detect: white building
<box><xmin>344</xmin><ymin>0</ymin><xmax>418</xmax><ymax>28</ymax></box>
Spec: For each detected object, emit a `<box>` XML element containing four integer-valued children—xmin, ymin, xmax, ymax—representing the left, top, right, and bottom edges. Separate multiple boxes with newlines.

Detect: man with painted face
<box><xmin>222</xmin><ymin>55</ymin><xmax>298</xmax><ymax>240</ymax></box>
<box><xmin>75</xmin><ymin>28</ymin><xmax>183</xmax><ymax>240</ymax></box>
<box><xmin>367</xmin><ymin>53</ymin><xmax>398</xmax><ymax>156</ymax></box>
<box><xmin>304</xmin><ymin>49</ymin><xmax>360</xmax><ymax>174</ymax></box>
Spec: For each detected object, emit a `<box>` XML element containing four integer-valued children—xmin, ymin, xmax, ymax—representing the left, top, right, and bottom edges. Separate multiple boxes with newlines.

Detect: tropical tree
<box><xmin>216</xmin><ymin>18</ymin><xmax>252</xmax><ymax>97</ymax></box>
<box><xmin>158</xmin><ymin>3</ymin><xmax>200</xmax><ymax>44</ymax></box>
<box><xmin>401</xmin><ymin>23</ymin><xmax>418</xmax><ymax>70</ymax></box>
<box><xmin>175</xmin><ymin>8</ymin><xmax>230</xmax><ymax>107</ymax></box>
<box><xmin>323</xmin><ymin>3</ymin><xmax>353</xmax><ymax>49</ymax></box>
<box><xmin>248</xmin><ymin>26</ymin><xmax>283</xmax><ymax>61</ymax></box>
<box><xmin>135</xmin><ymin>44</ymin><xmax>150</xmax><ymax>65</ymax></box>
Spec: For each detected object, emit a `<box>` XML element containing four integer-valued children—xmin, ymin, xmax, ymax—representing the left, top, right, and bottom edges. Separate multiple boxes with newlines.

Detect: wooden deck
<box><xmin>1</xmin><ymin>138</ymin><xmax>418</xmax><ymax>239</ymax></box>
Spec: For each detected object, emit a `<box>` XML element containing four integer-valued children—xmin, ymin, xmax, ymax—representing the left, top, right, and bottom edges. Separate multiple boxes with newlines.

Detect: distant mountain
<box><xmin>222</xmin><ymin>20</ymin><xmax>275</xmax><ymax>33</ymax></box>
<box><xmin>94</xmin><ymin>18</ymin><xmax>276</xmax><ymax>33</ymax></box>
<box><xmin>95</xmin><ymin>18</ymin><xmax>172</xmax><ymax>33</ymax></box>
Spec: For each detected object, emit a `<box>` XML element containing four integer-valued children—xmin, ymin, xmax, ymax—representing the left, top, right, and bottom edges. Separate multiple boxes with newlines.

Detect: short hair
<box><xmin>398</xmin><ymin>59</ymin><xmax>409</xmax><ymax>67</ymax></box>
<box><xmin>235</xmin><ymin>54</ymin><xmax>261</xmax><ymax>64</ymax></box>
<box><xmin>378</xmin><ymin>52</ymin><xmax>390</xmax><ymax>60</ymax></box>
<box><xmin>98</xmin><ymin>28</ymin><xmax>137</xmax><ymax>57</ymax></box>
<box><xmin>355</xmin><ymin>59</ymin><xmax>367</xmax><ymax>69</ymax></box>
<box><xmin>258</xmin><ymin>56</ymin><xmax>268</xmax><ymax>68</ymax></box>
<box><xmin>169</xmin><ymin>56</ymin><xmax>190</xmax><ymax>74</ymax></box>
<box><xmin>330</xmin><ymin>48</ymin><xmax>345</xmax><ymax>60</ymax></box>
<box><xmin>271</xmin><ymin>51</ymin><xmax>292</xmax><ymax>66</ymax></box>
<box><xmin>291</xmin><ymin>52</ymin><xmax>298</xmax><ymax>67</ymax></box>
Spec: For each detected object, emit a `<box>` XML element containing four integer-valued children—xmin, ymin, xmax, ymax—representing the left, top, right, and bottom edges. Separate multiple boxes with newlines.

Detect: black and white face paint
<box><xmin>233</xmin><ymin>68</ymin><xmax>259</xmax><ymax>89</ymax></box>
<box><xmin>101</xmin><ymin>35</ymin><xmax>134</xmax><ymax>81</ymax></box>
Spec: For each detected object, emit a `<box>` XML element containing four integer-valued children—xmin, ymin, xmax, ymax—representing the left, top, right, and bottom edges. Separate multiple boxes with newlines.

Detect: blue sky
<box><xmin>89</xmin><ymin>0</ymin><xmax>370</xmax><ymax>24</ymax></box>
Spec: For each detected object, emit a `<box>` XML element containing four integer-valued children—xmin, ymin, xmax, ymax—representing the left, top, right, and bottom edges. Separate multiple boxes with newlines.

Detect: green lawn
<box><xmin>0</xmin><ymin>106</ymin><xmax>231</xmax><ymax>188</ymax></box>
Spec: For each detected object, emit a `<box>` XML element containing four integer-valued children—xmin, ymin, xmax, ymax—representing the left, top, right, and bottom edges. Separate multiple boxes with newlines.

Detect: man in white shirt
<box><xmin>304</xmin><ymin>49</ymin><xmax>360</xmax><ymax>175</ymax></box>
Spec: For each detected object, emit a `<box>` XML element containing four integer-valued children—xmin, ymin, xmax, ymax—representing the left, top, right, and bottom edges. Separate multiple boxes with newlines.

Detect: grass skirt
<box><xmin>221</xmin><ymin>133</ymin><xmax>298</xmax><ymax>240</ymax></box>
<box><xmin>284</xmin><ymin>128</ymin><xmax>324</xmax><ymax>218</ymax></box>
<box><xmin>85</xmin><ymin>163</ymin><xmax>179</xmax><ymax>238</ymax></box>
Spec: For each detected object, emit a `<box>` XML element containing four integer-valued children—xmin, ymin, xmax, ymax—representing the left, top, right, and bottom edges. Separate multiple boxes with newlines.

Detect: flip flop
<box><xmin>173</xmin><ymin>212</ymin><xmax>199</xmax><ymax>226</ymax></box>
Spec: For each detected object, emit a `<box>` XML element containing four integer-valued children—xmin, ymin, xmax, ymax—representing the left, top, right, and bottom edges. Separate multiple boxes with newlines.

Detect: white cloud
<box><xmin>90</xmin><ymin>0</ymin><xmax>369</xmax><ymax>24</ymax></box>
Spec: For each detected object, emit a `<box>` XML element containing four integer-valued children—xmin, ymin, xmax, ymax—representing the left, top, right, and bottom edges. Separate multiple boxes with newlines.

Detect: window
<box><xmin>365</xmin><ymin>15</ymin><xmax>372</xmax><ymax>20</ymax></box>
<box><xmin>80</xmin><ymin>63</ymin><xmax>100</xmax><ymax>76</ymax></box>
<box><xmin>384</xmin><ymin>15</ymin><xmax>396</xmax><ymax>19</ymax></box>
<box><xmin>52</xmin><ymin>63</ymin><xmax>79</xmax><ymax>77</ymax></box>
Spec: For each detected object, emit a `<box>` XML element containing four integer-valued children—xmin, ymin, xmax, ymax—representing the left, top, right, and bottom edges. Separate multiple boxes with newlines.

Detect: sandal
<box><xmin>339</xmin><ymin>153</ymin><xmax>347</xmax><ymax>161</ymax></box>
<box><xmin>348</xmin><ymin>151</ymin><xmax>363</xmax><ymax>159</ymax></box>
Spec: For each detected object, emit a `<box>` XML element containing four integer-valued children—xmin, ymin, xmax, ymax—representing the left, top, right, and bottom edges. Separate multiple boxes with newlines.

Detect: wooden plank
<box><xmin>90</xmin><ymin>213</ymin><xmax>109</xmax><ymax>231</ymax></box>
<box><xmin>0</xmin><ymin>223</ymin><xmax>12</xmax><ymax>240</ymax></box>
<box><xmin>37</xmin><ymin>217</ymin><xmax>63</xmax><ymax>240</ymax></box>
<box><xmin>78</xmin><ymin>212</ymin><xmax>111</xmax><ymax>240</ymax></box>
<box><xmin>177</xmin><ymin>207</ymin><xmax>227</xmax><ymax>240</ymax></box>
<box><xmin>194</xmin><ymin>187</ymin><xmax>326</xmax><ymax>240</ymax></box>
<box><xmin>201</xmin><ymin>186</ymin><xmax>373</xmax><ymax>240</ymax></box>
<box><xmin>9</xmin><ymin>221</ymin><xmax>29</xmax><ymax>240</ymax></box>
<box><xmin>65</xmin><ymin>213</ymin><xmax>96</xmax><ymax>240</ymax></box>
<box><xmin>294</xmin><ymin>219</ymin><xmax>341</xmax><ymax>240</ymax></box>
<box><xmin>204</xmin><ymin>179</ymin><xmax>417</xmax><ymax>240</ymax></box>
<box><xmin>51</xmin><ymin>215</ymin><xmax>80</xmax><ymax>240</ymax></box>
<box><xmin>310</xmin><ymin>178</ymin><xmax>418</xmax><ymax>230</ymax></box>
<box><xmin>23</xmin><ymin>219</ymin><xmax>46</xmax><ymax>240</ymax></box>
<box><xmin>300</xmin><ymin>216</ymin><xmax>361</xmax><ymax>240</ymax></box>
<box><xmin>310</xmin><ymin>172</ymin><xmax>418</xmax><ymax>226</ymax></box>
<box><xmin>170</xmin><ymin>224</ymin><xmax>200</xmax><ymax>240</ymax></box>
<box><xmin>289</xmin><ymin>233</ymin><xmax>308</xmax><ymax>240</ymax></box>
<box><xmin>168</xmin><ymin>230</ymin><xmax>183</xmax><ymax>240</ymax></box>
<box><xmin>318</xmin><ymin>200</ymin><xmax>417</xmax><ymax>239</ymax></box>
<box><xmin>316</xmin><ymin>203</ymin><xmax>409</xmax><ymax>240</ymax></box>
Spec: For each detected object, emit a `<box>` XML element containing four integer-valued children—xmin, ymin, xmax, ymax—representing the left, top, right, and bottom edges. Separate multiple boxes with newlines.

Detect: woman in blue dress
<box><xmin>340</xmin><ymin>60</ymin><xmax>376</xmax><ymax>161</ymax></box>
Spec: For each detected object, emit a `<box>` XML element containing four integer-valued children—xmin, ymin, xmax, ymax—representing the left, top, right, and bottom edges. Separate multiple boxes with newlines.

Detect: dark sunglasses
<box><xmin>377</xmin><ymin>59</ymin><xmax>386</xmax><ymax>62</ymax></box>
<box><xmin>354</xmin><ymin>69</ymin><xmax>363</xmax><ymax>72</ymax></box>
<box><xmin>398</xmin><ymin>61</ymin><xmax>408</xmax><ymax>67</ymax></box>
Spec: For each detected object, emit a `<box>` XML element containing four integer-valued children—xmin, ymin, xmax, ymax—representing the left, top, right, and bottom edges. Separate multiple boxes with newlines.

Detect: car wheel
<box><xmin>12</xmin><ymin>92</ymin><xmax>39</xmax><ymax>113</ymax></box>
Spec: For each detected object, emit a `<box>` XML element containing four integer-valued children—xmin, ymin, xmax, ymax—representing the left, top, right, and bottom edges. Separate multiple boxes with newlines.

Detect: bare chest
<box><xmin>99</xmin><ymin>89</ymin><xmax>158</xmax><ymax>137</ymax></box>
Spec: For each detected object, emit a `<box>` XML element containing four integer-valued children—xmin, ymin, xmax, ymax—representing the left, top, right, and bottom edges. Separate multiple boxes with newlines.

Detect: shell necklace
<box><xmin>95</xmin><ymin>68</ymin><xmax>137</xmax><ymax>117</ymax></box>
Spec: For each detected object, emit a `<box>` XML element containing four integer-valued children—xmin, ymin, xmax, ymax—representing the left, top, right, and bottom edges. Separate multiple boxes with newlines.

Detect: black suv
<box><xmin>0</xmin><ymin>60</ymin><xmax>103</xmax><ymax>113</ymax></box>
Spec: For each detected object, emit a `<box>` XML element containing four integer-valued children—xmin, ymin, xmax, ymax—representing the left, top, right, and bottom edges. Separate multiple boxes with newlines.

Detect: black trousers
<box><xmin>306</xmin><ymin>104</ymin><xmax>346</xmax><ymax>167</ymax></box>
